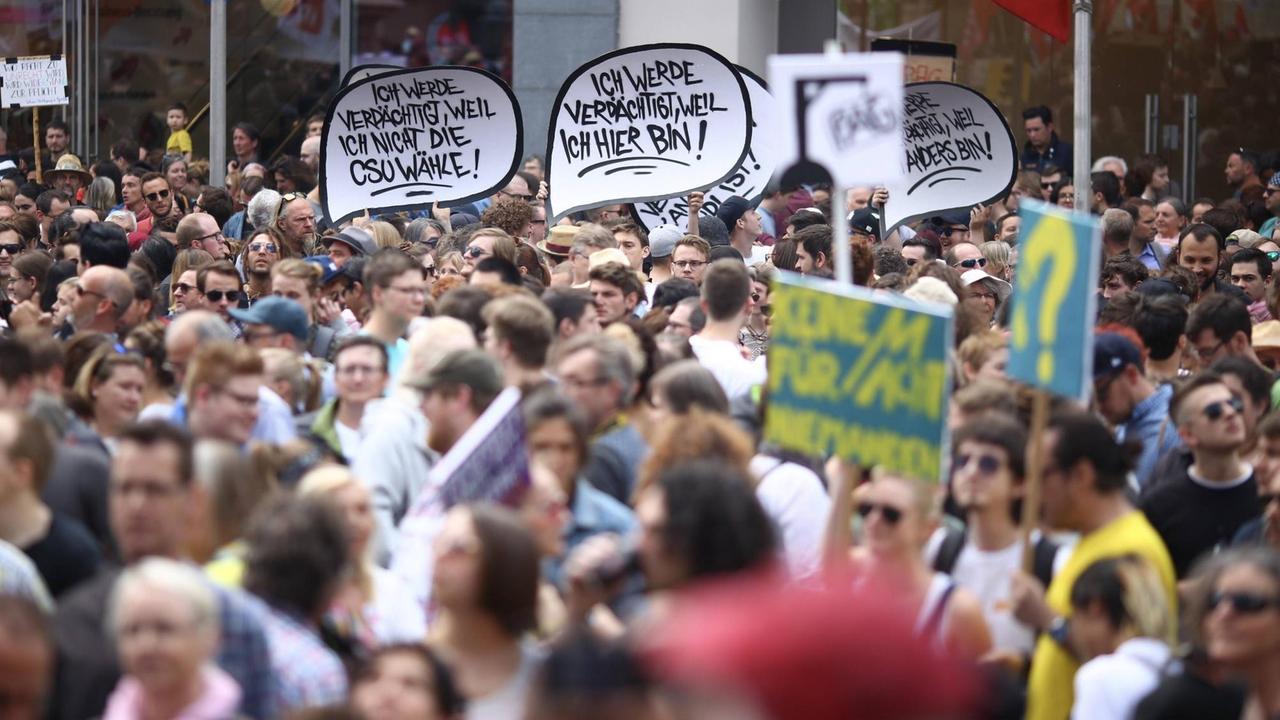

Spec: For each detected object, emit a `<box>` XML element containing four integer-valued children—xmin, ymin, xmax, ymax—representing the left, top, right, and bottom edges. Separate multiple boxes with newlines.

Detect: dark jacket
<box><xmin>1020</xmin><ymin>132</ymin><xmax>1073</xmax><ymax>175</ymax></box>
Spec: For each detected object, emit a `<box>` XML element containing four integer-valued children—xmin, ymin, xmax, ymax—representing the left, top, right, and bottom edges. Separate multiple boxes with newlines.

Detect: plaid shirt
<box><xmin>242</xmin><ymin>594</ymin><xmax>348</xmax><ymax>712</ymax></box>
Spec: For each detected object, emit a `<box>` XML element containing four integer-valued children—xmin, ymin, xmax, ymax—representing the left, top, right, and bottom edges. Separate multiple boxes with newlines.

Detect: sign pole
<box><xmin>1072</xmin><ymin>0</ymin><xmax>1092</xmax><ymax>218</ymax></box>
<box><xmin>32</xmin><ymin>108</ymin><xmax>42</xmax><ymax>183</ymax></box>
<box><xmin>1020</xmin><ymin>389</ymin><xmax>1050</xmax><ymax>572</ymax></box>
<box><xmin>822</xmin><ymin>39</ymin><xmax>853</xmax><ymax>285</ymax></box>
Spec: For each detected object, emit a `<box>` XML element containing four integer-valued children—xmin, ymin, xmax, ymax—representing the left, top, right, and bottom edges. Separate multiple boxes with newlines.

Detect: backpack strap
<box><xmin>1032</xmin><ymin>535</ymin><xmax>1059</xmax><ymax>589</ymax></box>
<box><xmin>931</xmin><ymin>526</ymin><xmax>967</xmax><ymax>575</ymax></box>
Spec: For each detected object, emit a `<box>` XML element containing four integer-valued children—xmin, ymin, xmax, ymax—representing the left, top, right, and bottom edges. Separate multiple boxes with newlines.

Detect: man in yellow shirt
<box><xmin>1013</xmin><ymin>410</ymin><xmax>1177</xmax><ymax>720</ymax></box>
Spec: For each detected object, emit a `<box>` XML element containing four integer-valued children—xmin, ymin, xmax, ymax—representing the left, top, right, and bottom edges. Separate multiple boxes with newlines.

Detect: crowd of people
<box><xmin>0</xmin><ymin>100</ymin><xmax>1279</xmax><ymax>720</ymax></box>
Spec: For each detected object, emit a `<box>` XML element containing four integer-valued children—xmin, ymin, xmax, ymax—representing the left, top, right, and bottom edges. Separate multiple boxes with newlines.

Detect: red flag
<box><xmin>993</xmin><ymin>0</ymin><xmax>1072</xmax><ymax>43</ymax></box>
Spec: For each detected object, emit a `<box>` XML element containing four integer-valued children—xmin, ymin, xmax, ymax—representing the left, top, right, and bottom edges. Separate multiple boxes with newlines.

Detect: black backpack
<box><xmin>932</xmin><ymin>526</ymin><xmax>1058</xmax><ymax>589</ymax></box>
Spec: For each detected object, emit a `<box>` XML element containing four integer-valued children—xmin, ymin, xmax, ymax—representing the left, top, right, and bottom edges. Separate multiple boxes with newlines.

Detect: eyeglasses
<box><xmin>76</xmin><ymin>285</ymin><xmax>107</xmax><ymax>301</ymax></box>
<box><xmin>1058</xmin><ymin>193</ymin><xmax>1076</xmax><ymax>201</ymax></box>
<box><xmin>173</xmin><ymin>282</ymin><xmax>196</xmax><ymax>294</ymax></box>
<box><xmin>1265</xmin><ymin>188</ymin><xmax>1279</xmax><ymax>197</ymax></box>
<box><xmin>499</xmin><ymin>190</ymin><xmax>534</xmax><ymax>202</ymax></box>
<box><xmin>279</xmin><ymin>191</ymin><xmax>308</xmax><ymax>203</ymax></box>
<box><xmin>856</xmin><ymin>502</ymin><xmax>903</xmax><ymax>525</ymax></box>
<box><xmin>1203</xmin><ymin>397</ymin><xmax>1244</xmax><ymax>421</ymax></box>
<box><xmin>1208</xmin><ymin>590</ymin><xmax>1280</xmax><ymax>615</ymax></box>
<box><xmin>560</xmin><ymin>375</ymin><xmax>609</xmax><ymax>391</ymax></box>
<box><xmin>955</xmin><ymin>452</ymin><xmax>1002</xmax><ymax>475</ymax></box>
<box><xmin>215</xmin><ymin>387</ymin><xmax>259</xmax><ymax>410</ymax></box>
<box><xmin>955</xmin><ymin>257</ymin><xmax>987</xmax><ymax>269</ymax></box>
<box><xmin>941</xmin><ymin>226</ymin><xmax>969</xmax><ymax>237</ymax></box>
<box><xmin>204</xmin><ymin>289</ymin><xmax>241</xmax><ymax>303</ymax></box>
<box><xmin>388</xmin><ymin>284</ymin><xmax>426</xmax><ymax>297</ymax></box>
<box><xmin>673</xmin><ymin>260</ymin><xmax>707</xmax><ymax>270</ymax></box>
<box><xmin>248</xmin><ymin>242</ymin><xmax>277</xmax><ymax>253</ymax></box>
<box><xmin>1040</xmin><ymin>181</ymin><xmax>1055</xmax><ymax>189</ymax></box>
<box><xmin>243</xmin><ymin>329</ymin><xmax>281</xmax><ymax>344</ymax></box>
<box><xmin>336</xmin><ymin>364</ymin><xmax>385</xmax><ymax>377</ymax></box>
<box><xmin>465</xmin><ymin>246</ymin><xmax>487</xmax><ymax>258</ymax></box>
<box><xmin>145</xmin><ymin>189</ymin><xmax>171</xmax><ymax>202</ymax></box>
<box><xmin>1194</xmin><ymin>340</ymin><xmax>1226</xmax><ymax>362</ymax></box>
<box><xmin>195</xmin><ymin>230</ymin><xmax>224</xmax><ymax>244</ymax></box>
<box><xmin>971</xmin><ymin>290</ymin><xmax>997</xmax><ymax>301</ymax></box>
<box><xmin>0</xmin><ymin>243</ymin><xmax>21</xmax><ymax>255</ymax></box>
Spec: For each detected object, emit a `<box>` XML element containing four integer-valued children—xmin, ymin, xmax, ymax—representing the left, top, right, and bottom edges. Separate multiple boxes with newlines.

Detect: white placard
<box><xmin>768</xmin><ymin>53</ymin><xmax>904</xmax><ymax>188</ymax></box>
<box><xmin>882</xmin><ymin>82</ymin><xmax>1018</xmax><ymax>230</ymax></box>
<box><xmin>0</xmin><ymin>55</ymin><xmax>68</xmax><ymax>107</ymax></box>
<box><xmin>634</xmin><ymin>67</ymin><xmax>779</xmax><ymax>232</ymax></box>
<box><xmin>320</xmin><ymin>66</ymin><xmax>523</xmax><ymax>224</ymax></box>
<box><xmin>546</xmin><ymin>43</ymin><xmax>752</xmax><ymax>221</ymax></box>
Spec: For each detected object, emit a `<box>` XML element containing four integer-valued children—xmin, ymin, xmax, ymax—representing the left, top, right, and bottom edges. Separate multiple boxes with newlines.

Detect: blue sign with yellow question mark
<box><xmin>1008</xmin><ymin>199</ymin><xmax>1101</xmax><ymax>400</ymax></box>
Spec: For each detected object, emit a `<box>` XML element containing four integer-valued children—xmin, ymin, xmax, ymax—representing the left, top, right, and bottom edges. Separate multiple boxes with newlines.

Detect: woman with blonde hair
<box><xmin>956</xmin><ymin>331</ymin><xmax>1008</xmax><ymax>386</ymax></box>
<box><xmin>7</xmin><ymin>251</ymin><xmax>53</xmax><ymax>330</ymax></box>
<box><xmin>980</xmin><ymin>241</ymin><xmax>1013</xmax><ymax>283</ymax></box>
<box><xmin>69</xmin><ymin>346</ymin><xmax>147</xmax><ymax>455</ymax></box>
<box><xmin>1068</xmin><ymin>554</ymin><xmax>1175</xmax><ymax>719</ymax></box>
<box><xmin>298</xmin><ymin>464</ymin><xmax>425</xmax><ymax>647</ymax></box>
<box><xmin>368</xmin><ymin>220</ymin><xmax>403</xmax><ymax>250</ymax></box>
<box><xmin>105</xmin><ymin>558</ymin><xmax>240</xmax><ymax>719</ymax></box>
<box><xmin>464</xmin><ymin>227</ymin><xmax>518</xmax><ymax>270</ymax></box>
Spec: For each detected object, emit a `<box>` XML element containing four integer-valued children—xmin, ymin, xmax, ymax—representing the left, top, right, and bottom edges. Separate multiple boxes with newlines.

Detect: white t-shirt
<box><xmin>334</xmin><ymin>420</ymin><xmax>362</xmax><ymax>460</ymax></box>
<box><xmin>750</xmin><ymin>455</ymin><xmax>832</xmax><ymax>580</ymax></box>
<box><xmin>1072</xmin><ymin>637</ymin><xmax>1171</xmax><ymax>720</ymax></box>
<box><xmin>689</xmin><ymin>335</ymin><xmax>767</xmax><ymax>401</ymax></box>
<box><xmin>366</xmin><ymin>567</ymin><xmax>426</xmax><ymax>643</ymax></box>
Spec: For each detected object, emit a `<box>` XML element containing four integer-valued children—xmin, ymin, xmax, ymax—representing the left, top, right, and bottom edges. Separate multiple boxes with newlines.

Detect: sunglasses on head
<box><xmin>1267</xmin><ymin>251</ymin><xmax>1280</xmax><ymax>263</ymax></box>
<box><xmin>956</xmin><ymin>257</ymin><xmax>987</xmax><ymax>269</ymax></box>
<box><xmin>205</xmin><ymin>289</ymin><xmax>241</xmax><ymax>303</ymax></box>
<box><xmin>955</xmin><ymin>452</ymin><xmax>1002</xmax><ymax>475</ymax></box>
<box><xmin>1203</xmin><ymin>397</ymin><xmax>1244</xmax><ymax>421</ymax></box>
<box><xmin>856</xmin><ymin>502</ymin><xmax>903</xmax><ymax>525</ymax></box>
<box><xmin>146</xmin><ymin>189</ymin><xmax>170</xmax><ymax>201</ymax></box>
<box><xmin>0</xmin><ymin>243</ymin><xmax>21</xmax><ymax>255</ymax></box>
<box><xmin>1208</xmin><ymin>590</ymin><xmax>1280</xmax><ymax>615</ymax></box>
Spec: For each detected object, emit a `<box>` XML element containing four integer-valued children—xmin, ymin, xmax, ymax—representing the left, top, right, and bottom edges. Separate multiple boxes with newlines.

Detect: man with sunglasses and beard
<box><xmin>139</xmin><ymin>172</ymin><xmax>182</xmax><ymax>225</ymax></box>
<box><xmin>1139</xmin><ymin>373</ymin><xmax>1262</xmax><ymax>579</ymax></box>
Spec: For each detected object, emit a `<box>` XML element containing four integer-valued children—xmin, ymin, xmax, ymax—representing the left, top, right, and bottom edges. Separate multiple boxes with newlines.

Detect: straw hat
<box><xmin>46</xmin><ymin>153</ymin><xmax>92</xmax><ymax>185</ymax></box>
<box><xmin>537</xmin><ymin>225</ymin><xmax>575</xmax><ymax>258</ymax></box>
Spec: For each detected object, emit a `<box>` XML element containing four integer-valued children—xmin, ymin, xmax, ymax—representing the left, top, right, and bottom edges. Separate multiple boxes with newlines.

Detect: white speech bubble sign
<box><xmin>320</xmin><ymin>66</ymin><xmax>523</xmax><ymax>225</ymax></box>
<box><xmin>547</xmin><ymin>43</ymin><xmax>752</xmax><ymax>221</ymax></box>
<box><xmin>768</xmin><ymin>52</ymin><xmax>904</xmax><ymax>189</ymax></box>
<box><xmin>882</xmin><ymin>82</ymin><xmax>1018</xmax><ymax>230</ymax></box>
<box><xmin>634</xmin><ymin>66</ymin><xmax>778</xmax><ymax>233</ymax></box>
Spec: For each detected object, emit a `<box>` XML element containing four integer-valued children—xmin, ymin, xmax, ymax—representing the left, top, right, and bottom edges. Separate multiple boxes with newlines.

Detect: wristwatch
<box><xmin>1046</xmin><ymin>616</ymin><xmax>1071</xmax><ymax>648</ymax></box>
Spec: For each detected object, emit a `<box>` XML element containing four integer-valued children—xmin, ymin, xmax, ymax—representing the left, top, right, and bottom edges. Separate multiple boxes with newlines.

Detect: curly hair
<box><xmin>481</xmin><ymin>198</ymin><xmax>534</xmax><ymax>238</ymax></box>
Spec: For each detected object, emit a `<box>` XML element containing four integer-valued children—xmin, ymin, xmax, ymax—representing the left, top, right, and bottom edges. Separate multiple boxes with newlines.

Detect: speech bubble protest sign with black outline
<box><xmin>633</xmin><ymin>66</ymin><xmax>778</xmax><ymax>233</ymax></box>
<box><xmin>339</xmin><ymin>63</ymin><xmax>402</xmax><ymax>88</ymax></box>
<box><xmin>546</xmin><ymin>43</ymin><xmax>752</xmax><ymax>222</ymax></box>
<box><xmin>768</xmin><ymin>53</ymin><xmax>904</xmax><ymax>191</ymax></box>
<box><xmin>882</xmin><ymin>82</ymin><xmax>1017</xmax><ymax>231</ymax></box>
<box><xmin>320</xmin><ymin>65</ymin><xmax>523</xmax><ymax>225</ymax></box>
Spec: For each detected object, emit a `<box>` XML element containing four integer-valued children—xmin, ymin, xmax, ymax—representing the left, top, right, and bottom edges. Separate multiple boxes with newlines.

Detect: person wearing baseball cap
<box><xmin>403</xmin><ymin>348</ymin><xmax>503</xmax><ymax>455</ymax></box>
<box><xmin>230</xmin><ymin>295</ymin><xmax>310</xmax><ymax>352</ymax></box>
<box><xmin>1091</xmin><ymin>331</ymin><xmax>1179</xmax><ymax>490</ymax></box>
<box><xmin>646</xmin><ymin>224</ymin><xmax>683</xmax><ymax>287</ymax></box>
<box><xmin>716</xmin><ymin>195</ymin><xmax>763</xmax><ymax>262</ymax></box>
<box><xmin>848</xmin><ymin>206</ymin><xmax>881</xmax><ymax>243</ymax></box>
<box><xmin>324</xmin><ymin>226</ymin><xmax>376</xmax><ymax>269</ymax></box>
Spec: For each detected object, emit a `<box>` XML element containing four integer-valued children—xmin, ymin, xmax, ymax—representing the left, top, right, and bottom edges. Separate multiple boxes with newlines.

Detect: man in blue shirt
<box><xmin>1020</xmin><ymin>105</ymin><xmax>1073</xmax><ymax>175</ymax></box>
<box><xmin>1093</xmin><ymin>332</ymin><xmax>1180</xmax><ymax>491</ymax></box>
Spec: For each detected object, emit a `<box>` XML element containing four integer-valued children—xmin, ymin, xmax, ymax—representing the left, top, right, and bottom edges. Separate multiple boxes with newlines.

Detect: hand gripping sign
<box><xmin>546</xmin><ymin>43</ymin><xmax>752</xmax><ymax>221</ymax></box>
<box><xmin>882</xmin><ymin>82</ymin><xmax>1018</xmax><ymax>231</ymax></box>
<box><xmin>633</xmin><ymin>67</ymin><xmax>778</xmax><ymax>232</ymax></box>
<box><xmin>320</xmin><ymin>66</ymin><xmax>523</xmax><ymax>224</ymax></box>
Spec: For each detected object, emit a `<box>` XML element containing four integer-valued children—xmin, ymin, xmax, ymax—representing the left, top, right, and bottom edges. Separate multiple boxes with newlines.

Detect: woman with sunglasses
<box><xmin>826</xmin><ymin>458</ymin><xmax>993</xmax><ymax>659</ymax></box>
<box><xmin>742</xmin><ymin>262</ymin><xmax>775</xmax><ymax>361</ymax></box>
<box><xmin>7</xmin><ymin>251</ymin><xmax>52</xmax><ymax>330</ymax></box>
<box><xmin>1187</xmin><ymin>547</ymin><xmax>1280</xmax><ymax>719</ymax></box>
<box><xmin>1067</xmin><ymin>554</ymin><xmax>1174</xmax><ymax>719</ymax></box>
<box><xmin>68</xmin><ymin>346</ymin><xmax>147</xmax><ymax>456</ymax></box>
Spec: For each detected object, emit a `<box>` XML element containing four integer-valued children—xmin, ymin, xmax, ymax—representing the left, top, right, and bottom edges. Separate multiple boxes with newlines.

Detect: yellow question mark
<box><xmin>1010</xmin><ymin>215</ymin><xmax>1077</xmax><ymax>384</ymax></box>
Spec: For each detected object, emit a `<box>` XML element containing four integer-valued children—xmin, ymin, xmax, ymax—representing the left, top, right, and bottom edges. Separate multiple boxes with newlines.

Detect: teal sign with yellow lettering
<box><xmin>1007</xmin><ymin>199</ymin><xmax>1101</xmax><ymax>400</ymax></box>
<box><xmin>764</xmin><ymin>275</ymin><xmax>954</xmax><ymax>482</ymax></box>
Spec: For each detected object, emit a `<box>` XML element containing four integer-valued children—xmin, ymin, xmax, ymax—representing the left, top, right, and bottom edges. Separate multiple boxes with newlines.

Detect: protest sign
<box><xmin>0</xmin><ymin>55</ymin><xmax>68</xmax><ymax>107</ymax></box>
<box><xmin>634</xmin><ymin>67</ymin><xmax>778</xmax><ymax>232</ymax></box>
<box><xmin>882</xmin><ymin>82</ymin><xmax>1018</xmax><ymax>230</ymax></box>
<box><xmin>546</xmin><ymin>43</ymin><xmax>752</xmax><ymax>221</ymax></box>
<box><xmin>764</xmin><ymin>274</ymin><xmax>953</xmax><ymax>481</ymax></box>
<box><xmin>340</xmin><ymin>63</ymin><xmax>400</xmax><ymax>87</ymax></box>
<box><xmin>429</xmin><ymin>386</ymin><xmax>530</xmax><ymax>508</ymax></box>
<box><xmin>320</xmin><ymin>66</ymin><xmax>523</xmax><ymax>224</ymax></box>
<box><xmin>767</xmin><ymin>53</ymin><xmax>904</xmax><ymax>189</ymax></box>
<box><xmin>1007</xmin><ymin>199</ymin><xmax>1101</xmax><ymax>400</ymax></box>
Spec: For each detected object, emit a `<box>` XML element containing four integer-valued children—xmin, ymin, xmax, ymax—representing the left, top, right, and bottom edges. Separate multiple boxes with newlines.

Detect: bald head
<box><xmin>404</xmin><ymin>317</ymin><xmax>478</xmax><ymax>386</ymax></box>
<box><xmin>241</xmin><ymin>163</ymin><xmax>267</xmax><ymax>180</ymax></box>
<box><xmin>300</xmin><ymin>137</ymin><xmax>321</xmax><ymax>172</ymax></box>
<box><xmin>72</xmin><ymin>265</ymin><xmax>133</xmax><ymax>331</ymax></box>
<box><xmin>175</xmin><ymin>213</ymin><xmax>224</xmax><ymax>257</ymax></box>
<box><xmin>165</xmin><ymin>310</ymin><xmax>235</xmax><ymax>388</ymax></box>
